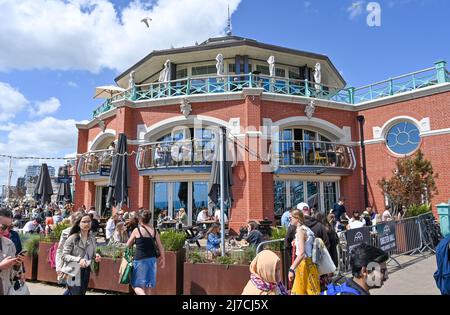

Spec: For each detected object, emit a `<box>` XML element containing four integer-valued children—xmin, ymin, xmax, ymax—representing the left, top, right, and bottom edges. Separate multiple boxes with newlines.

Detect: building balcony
<box><xmin>271</xmin><ymin>140</ymin><xmax>356</xmax><ymax>175</ymax></box>
<box><xmin>77</xmin><ymin>149</ymin><xmax>114</xmax><ymax>180</ymax></box>
<box><xmin>135</xmin><ymin>139</ymin><xmax>215</xmax><ymax>175</ymax></box>
<box><xmin>92</xmin><ymin>61</ymin><xmax>449</xmax><ymax>118</ymax></box>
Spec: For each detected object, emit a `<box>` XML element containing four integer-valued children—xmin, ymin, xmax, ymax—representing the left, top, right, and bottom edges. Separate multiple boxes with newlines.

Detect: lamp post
<box><xmin>357</xmin><ymin>115</ymin><xmax>369</xmax><ymax>208</ymax></box>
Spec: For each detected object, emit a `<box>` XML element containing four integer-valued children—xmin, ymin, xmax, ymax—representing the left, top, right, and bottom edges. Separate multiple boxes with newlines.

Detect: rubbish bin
<box><xmin>437</xmin><ymin>203</ymin><xmax>450</xmax><ymax>237</ymax></box>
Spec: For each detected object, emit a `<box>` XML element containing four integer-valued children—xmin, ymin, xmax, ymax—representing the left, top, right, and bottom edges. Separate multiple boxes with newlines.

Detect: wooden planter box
<box><xmin>23</xmin><ymin>253</ymin><xmax>38</xmax><ymax>281</ymax></box>
<box><xmin>88</xmin><ymin>257</ymin><xmax>131</xmax><ymax>293</ymax></box>
<box><xmin>37</xmin><ymin>242</ymin><xmax>58</xmax><ymax>284</ymax></box>
<box><xmin>153</xmin><ymin>249</ymin><xmax>185</xmax><ymax>295</ymax></box>
<box><xmin>183</xmin><ymin>262</ymin><xmax>250</xmax><ymax>295</ymax></box>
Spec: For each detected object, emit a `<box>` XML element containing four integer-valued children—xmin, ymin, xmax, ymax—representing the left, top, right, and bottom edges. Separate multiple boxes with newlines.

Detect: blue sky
<box><xmin>0</xmin><ymin>0</ymin><xmax>449</xmax><ymax>185</ymax></box>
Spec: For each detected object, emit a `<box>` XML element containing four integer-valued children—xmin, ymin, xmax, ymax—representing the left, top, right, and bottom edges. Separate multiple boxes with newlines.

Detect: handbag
<box><xmin>313</xmin><ymin>238</ymin><xmax>337</xmax><ymax>276</ymax></box>
<box><xmin>8</xmin><ymin>280</ymin><xmax>30</xmax><ymax>295</ymax></box>
<box><xmin>118</xmin><ymin>247</ymin><xmax>133</xmax><ymax>285</ymax></box>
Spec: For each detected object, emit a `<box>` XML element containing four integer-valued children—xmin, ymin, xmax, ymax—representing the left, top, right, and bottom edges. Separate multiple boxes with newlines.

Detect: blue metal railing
<box><xmin>92</xmin><ymin>62</ymin><xmax>449</xmax><ymax>117</ymax></box>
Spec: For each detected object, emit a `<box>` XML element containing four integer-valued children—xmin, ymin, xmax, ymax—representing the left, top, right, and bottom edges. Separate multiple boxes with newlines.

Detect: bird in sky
<box><xmin>141</xmin><ymin>17</ymin><xmax>152</xmax><ymax>28</ymax></box>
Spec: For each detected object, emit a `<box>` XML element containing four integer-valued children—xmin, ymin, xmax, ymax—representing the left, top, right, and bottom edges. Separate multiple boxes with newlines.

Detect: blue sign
<box><xmin>100</xmin><ymin>167</ymin><xmax>111</xmax><ymax>177</ymax></box>
<box><xmin>57</xmin><ymin>177</ymin><xmax>72</xmax><ymax>184</ymax></box>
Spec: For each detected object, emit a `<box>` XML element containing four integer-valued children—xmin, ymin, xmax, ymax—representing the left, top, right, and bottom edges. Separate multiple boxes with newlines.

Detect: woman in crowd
<box><xmin>126</xmin><ymin>209</ymin><xmax>165</xmax><ymax>295</ymax></box>
<box><xmin>105</xmin><ymin>213</ymin><xmax>120</xmax><ymax>243</ymax></box>
<box><xmin>61</xmin><ymin>213</ymin><xmax>101</xmax><ymax>295</ymax></box>
<box><xmin>109</xmin><ymin>221</ymin><xmax>129</xmax><ymax>246</ymax></box>
<box><xmin>242</xmin><ymin>250</ymin><xmax>288</xmax><ymax>295</ymax></box>
<box><xmin>176</xmin><ymin>208</ymin><xmax>188</xmax><ymax>227</ymax></box>
<box><xmin>288</xmin><ymin>209</ymin><xmax>320</xmax><ymax>295</ymax></box>
<box><xmin>206</xmin><ymin>224</ymin><xmax>221</xmax><ymax>256</ymax></box>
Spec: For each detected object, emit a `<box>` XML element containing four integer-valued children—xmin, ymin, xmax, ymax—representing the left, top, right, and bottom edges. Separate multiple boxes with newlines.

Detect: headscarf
<box><xmin>249</xmin><ymin>250</ymin><xmax>289</xmax><ymax>295</ymax></box>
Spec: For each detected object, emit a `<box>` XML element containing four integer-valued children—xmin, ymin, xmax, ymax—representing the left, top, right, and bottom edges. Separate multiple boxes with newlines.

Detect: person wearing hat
<box><xmin>296</xmin><ymin>202</ymin><xmax>330</xmax><ymax>250</ymax></box>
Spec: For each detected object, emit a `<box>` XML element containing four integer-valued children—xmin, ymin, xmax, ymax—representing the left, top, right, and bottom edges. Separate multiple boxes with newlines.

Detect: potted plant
<box><xmin>88</xmin><ymin>244</ymin><xmax>131</xmax><ymax>293</ymax></box>
<box><xmin>21</xmin><ymin>234</ymin><xmax>40</xmax><ymax>281</ymax></box>
<box><xmin>153</xmin><ymin>230</ymin><xmax>186</xmax><ymax>295</ymax></box>
<box><xmin>183</xmin><ymin>247</ymin><xmax>253</xmax><ymax>295</ymax></box>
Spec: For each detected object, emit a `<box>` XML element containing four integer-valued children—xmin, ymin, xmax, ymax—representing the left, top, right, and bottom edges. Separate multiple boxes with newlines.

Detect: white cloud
<box><xmin>0</xmin><ymin>82</ymin><xmax>29</xmax><ymax>122</ymax></box>
<box><xmin>304</xmin><ymin>1</ymin><xmax>311</xmax><ymax>8</ymax></box>
<box><xmin>0</xmin><ymin>117</ymin><xmax>78</xmax><ymax>184</ymax></box>
<box><xmin>0</xmin><ymin>0</ymin><xmax>242</xmax><ymax>73</ymax></box>
<box><xmin>68</xmin><ymin>81</ymin><xmax>78</xmax><ymax>88</ymax></box>
<box><xmin>347</xmin><ymin>1</ymin><xmax>365</xmax><ymax>20</ymax></box>
<box><xmin>29</xmin><ymin>97</ymin><xmax>61</xmax><ymax>116</ymax></box>
<box><xmin>0</xmin><ymin>123</ymin><xmax>17</xmax><ymax>132</ymax></box>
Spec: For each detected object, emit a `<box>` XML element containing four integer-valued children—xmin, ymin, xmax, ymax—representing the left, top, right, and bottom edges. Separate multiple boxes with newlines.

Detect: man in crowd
<box><xmin>322</xmin><ymin>243</ymin><xmax>389</xmax><ymax>295</ymax></box>
<box><xmin>244</xmin><ymin>221</ymin><xmax>264</xmax><ymax>247</ymax></box>
<box><xmin>280</xmin><ymin>207</ymin><xmax>292</xmax><ymax>229</ymax></box>
<box><xmin>348</xmin><ymin>211</ymin><xmax>366</xmax><ymax>230</ymax></box>
<box><xmin>196</xmin><ymin>207</ymin><xmax>210</xmax><ymax>223</ymax></box>
<box><xmin>22</xmin><ymin>217</ymin><xmax>44</xmax><ymax>234</ymax></box>
<box><xmin>333</xmin><ymin>197</ymin><xmax>348</xmax><ymax>228</ymax></box>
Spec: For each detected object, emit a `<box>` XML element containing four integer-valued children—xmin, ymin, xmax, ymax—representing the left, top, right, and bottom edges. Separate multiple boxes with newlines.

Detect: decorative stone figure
<box><xmin>180</xmin><ymin>98</ymin><xmax>192</xmax><ymax>118</ymax></box>
<box><xmin>216</xmin><ymin>53</ymin><xmax>224</xmax><ymax>76</ymax></box>
<box><xmin>158</xmin><ymin>60</ymin><xmax>172</xmax><ymax>83</ymax></box>
<box><xmin>267</xmin><ymin>56</ymin><xmax>275</xmax><ymax>77</ymax></box>
<box><xmin>305</xmin><ymin>100</ymin><xmax>316</xmax><ymax>119</ymax></box>
<box><xmin>128</xmin><ymin>70</ymin><xmax>136</xmax><ymax>89</ymax></box>
<box><xmin>313</xmin><ymin>62</ymin><xmax>322</xmax><ymax>92</ymax></box>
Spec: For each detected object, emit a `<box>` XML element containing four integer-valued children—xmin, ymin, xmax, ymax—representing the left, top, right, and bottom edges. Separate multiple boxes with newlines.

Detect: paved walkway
<box><xmin>372</xmin><ymin>254</ymin><xmax>440</xmax><ymax>295</ymax></box>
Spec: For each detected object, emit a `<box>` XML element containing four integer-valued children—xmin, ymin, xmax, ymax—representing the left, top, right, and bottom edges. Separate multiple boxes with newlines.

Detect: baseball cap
<box><xmin>296</xmin><ymin>202</ymin><xmax>310</xmax><ymax>211</ymax></box>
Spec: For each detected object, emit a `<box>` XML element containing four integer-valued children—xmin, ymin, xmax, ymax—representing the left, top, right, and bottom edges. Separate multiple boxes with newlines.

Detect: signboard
<box><xmin>346</xmin><ymin>227</ymin><xmax>371</xmax><ymax>253</ymax></box>
<box><xmin>57</xmin><ymin>177</ymin><xmax>72</xmax><ymax>184</ymax></box>
<box><xmin>100</xmin><ymin>166</ymin><xmax>111</xmax><ymax>177</ymax></box>
<box><xmin>376</xmin><ymin>221</ymin><xmax>397</xmax><ymax>252</ymax></box>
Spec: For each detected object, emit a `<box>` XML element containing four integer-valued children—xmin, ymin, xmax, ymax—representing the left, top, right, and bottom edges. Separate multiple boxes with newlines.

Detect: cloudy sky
<box><xmin>0</xmin><ymin>0</ymin><xmax>449</xmax><ymax>185</ymax></box>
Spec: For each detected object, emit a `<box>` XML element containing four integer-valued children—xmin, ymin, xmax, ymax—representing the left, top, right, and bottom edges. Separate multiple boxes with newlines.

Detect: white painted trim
<box><xmin>364</xmin><ymin>139</ymin><xmax>385</xmax><ymax>145</ymax></box>
<box><xmin>246</xmin><ymin>131</ymin><xmax>262</xmax><ymax>137</ymax></box>
<box><xmin>133</xmin><ymin>92</ymin><xmax>243</xmax><ymax>108</ymax></box>
<box><xmin>273</xmin><ymin>174</ymin><xmax>342</xmax><ymax>181</ymax></box>
<box><xmin>272</xmin><ymin>116</ymin><xmax>346</xmax><ymax>141</ymax></box>
<box><xmin>421</xmin><ymin>128</ymin><xmax>450</xmax><ymax>137</ymax></box>
<box><xmin>89</xmin><ymin>130</ymin><xmax>116</xmax><ymax>151</ymax></box>
<box><xmin>379</xmin><ymin>116</ymin><xmax>422</xmax><ymax>139</ymax></box>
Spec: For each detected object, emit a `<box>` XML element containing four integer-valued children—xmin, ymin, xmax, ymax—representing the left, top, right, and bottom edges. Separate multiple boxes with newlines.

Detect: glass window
<box><xmin>307</xmin><ymin>181</ymin><xmax>320</xmax><ymax>211</ymax></box>
<box><xmin>386</xmin><ymin>121</ymin><xmax>420</xmax><ymax>155</ymax></box>
<box><xmin>256</xmin><ymin>65</ymin><xmax>270</xmax><ymax>75</ymax></box>
<box><xmin>176</xmin><ymin>69</ymin><xmax>187</xmax><ymax>79</ymax></box>
<box><xmin>303</xmin><ymin>130</ymin><xmax>317</xmax><ymax>164</ymax></box>
<box><xmin>281</xmin><ymin>129</ymin><xmax>293</xmax><ymax>165</ymax></box>
<box><xmin>289</xmin><ymin>70</ymin><xmax>301</xmax><ymax>79</ymax></box>
<box><xmin>290</xmin><ymin>181</ymin><xmax>304</xmax><ymax>209</ymax></box>
<box><xmin>192</xmin><ymin>65</ymin><xmax>216</xmax><ymax>76</ymax></box>
<box><xmin>193</xmin><ymin>182</ymin><xmax>208</xmax><ymax>223</ymax></box>
<box><xmin>154</xmin><ymin>182</ymin><xmax>169</xmax><ymax>226</ymax></box>
<box><xmin>323</xmin><ymin>182</ymin><xmax>337</xmax><ymax>215</ymax></box>
<box><xmin>229</xmin><ymin>63</ymin><xmax>252</xmax><ymax>74</ymax></box>
<box><xmin>173</xmin><ymin>182</ymin><xmax>188</xmax><ymax>220</ymax></box>
<box><xmin>275</xmin><ymin>68</ymin><xmax>285</xmax><ymax>77</ymax></box>
<box><xmin>274</xmin><ymin>181</ymin><xmax>287</xmax><ymax>217</ymax></box>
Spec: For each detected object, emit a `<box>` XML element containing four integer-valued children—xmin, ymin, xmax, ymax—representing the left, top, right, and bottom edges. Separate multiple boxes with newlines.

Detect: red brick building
<box><xmin>75</xmin><ymin>36</ymin><xmax>450</xmax><ymax>232</ymax></box>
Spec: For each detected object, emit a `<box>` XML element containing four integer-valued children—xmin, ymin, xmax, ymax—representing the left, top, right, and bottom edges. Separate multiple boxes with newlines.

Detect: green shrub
<box><xmin>405</xmin><ymin>204</ymin><xmax>431</xmax><ymax>218</ymax></box>
<box><xmin>159</xmin><ymin>230</ymin><xmax>186</xmax><ymax>251</ymax></box>
<box><xmin>215</xmin><ymin>255</ymin><xmax>234</xmax><ymax>265</ymax></box>
<box><xmin>51</xmin><ymin>221</ymin><xmax>71</xmax><ymax>241</ymax></box>
<box><xmin>186</xmin><ymin>250</ymin><xmax>207</xmax><ymax>264</ymax></box>
<box><xmin>23</xmin><ymin>235</ymin><xmax>41</xmax><ymax>257</ymax></box>
<box><xmin>96</xmin><ymin>245</ymin><xmax>126</xmax><ymax>260</ymax></box>
<box><xmin>266</xmin><ymin>226</ymin><xmax>286</xmax><ymax>251</ymax></box>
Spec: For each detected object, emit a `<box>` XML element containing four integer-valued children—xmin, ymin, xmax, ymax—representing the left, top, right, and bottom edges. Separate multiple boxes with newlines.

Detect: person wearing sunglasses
<box><xmin>0</xmin><ymin>208</ymin><xmax>24</xmax><ymax>295</ymax></box>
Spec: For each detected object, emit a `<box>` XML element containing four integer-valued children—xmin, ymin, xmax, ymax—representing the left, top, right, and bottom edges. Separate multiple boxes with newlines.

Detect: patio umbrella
<box><xmin>106</xmin><ymin>133</ymin><xmax>130</xmax><ymax>210</ymax></box>
<box><xmin>93</xmin><ymin>85</ymin><xmax>126</xmax><ymax>99</ymax></box>
<box><xmin>57</xmin><ymin>166</ymin><xmax>72</xmax><ymax>203</ymax></box>
<box><xmin>34</xmin><ymin>163</ymin><xmax>54</xmax><ymax>206</ymax></box>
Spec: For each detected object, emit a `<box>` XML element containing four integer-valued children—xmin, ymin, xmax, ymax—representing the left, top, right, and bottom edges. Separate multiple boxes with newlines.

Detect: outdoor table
<box><xmin>196</xmin><ymin>220</ymin><xmax>217</xmax><ymax>231</ymax></box>
<box><xmin>160</xmin><ymin>220</ymin><xmax>178</xmax><ymax>229</ymax></box>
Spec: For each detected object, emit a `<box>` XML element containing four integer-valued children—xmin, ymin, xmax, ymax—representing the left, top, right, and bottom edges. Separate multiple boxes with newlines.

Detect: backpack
<box><xmin>433</xmin><ymin>236</ymin><xmax>450</xmax><ymax>295</ymax></box>
<box><xmin>321</xmin><ymin>282</ymin><xmax>361</xmax><ymax>295</ymax></box>
<box><xmin>47</xmin><ymin>242</ymin><xmax>58</xmax><ymax>269</ymax></box>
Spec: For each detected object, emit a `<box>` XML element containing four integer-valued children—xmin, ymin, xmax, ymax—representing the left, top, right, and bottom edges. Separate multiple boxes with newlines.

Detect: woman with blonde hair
<box><xmin>109</xmin><ymin>221</ymin><xmax>129</xmax><ymax>246</ymax></box>
<box><xmin>242</xmin><ymin>250</ymin><xmax>288</xmax><ymax>295</ymax></box>
<box><xmin>288</xmin><ymin>209</ymin><xmax>320</xmax><ymax>295</ymax></box>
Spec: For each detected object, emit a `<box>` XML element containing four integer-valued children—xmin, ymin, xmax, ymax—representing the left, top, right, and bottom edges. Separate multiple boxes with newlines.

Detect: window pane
<box><xmin>154</xmin><ymin>182</ymin><xmax>169</xmax><ymax>227</ymax></box>
<box><xmin>173</xmin><ymin>182</ymin><xmax>188</xmax><ymax>220</ymax></box>
<box><xmin>323</xmin><ymin>182</ymin><xmax>337</xmax><ymax>215</ymax></box>
<box><xmin>192</xmin><ymin>65</ymin><xmax>216</xmax><ymax>76</ymax></box>
<box><xmin>274</xmin><ymin>181</ymin><xmax>286</xmax><ymax>217</ymax></box>
<box><xmin>306</xmin><ymin>181</ymin><xmax>320</xmax><ymax>211</ymax></box>
<box><xmin>386</xmin><ymin>122</ymin><xmax>421</xmax><ymax>155</ymax></box>
<box><xmin>193</xmin><ymin>182</ymin><xmax>208</xmax><ymax>223</ymax></box>
<box><xmin>176</xmin><ymin>69</ymin><xmax>187</xmax><ymax>79</ymax></box>
<box><xmin>256</xmin><ymin>65</ymin><xmax>270</xmax><ymax>75</ymax></box>
<box><xmin>275</xmin><ymin>68</ymin><xmax>285</xmax><ymax>77</ymax></box>
<box><xmin>303</xmin><ymin>130</ymin><xmax>316</xmax><ymax>164</ymax></box>
<box><xmin>290</xmin><ymin>181</ymin><xmax>304</xmax><ymax>209</ymax></box>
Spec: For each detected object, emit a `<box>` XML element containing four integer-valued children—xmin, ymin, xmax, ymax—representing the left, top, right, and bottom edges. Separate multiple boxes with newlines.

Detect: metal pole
<box><xmin>220</xmin><ymin>127</ymin><xmax>226</xmax><ymax>256</ymax></box>
<box><xmin>357</xmin><ymin>115</ymin><xmax>369</xmax><ymax>208</ymax></box>
<box><xmin>6</xmin><ymin>156</ymin><xmax>13</xmax><ymax>201</ymax></box>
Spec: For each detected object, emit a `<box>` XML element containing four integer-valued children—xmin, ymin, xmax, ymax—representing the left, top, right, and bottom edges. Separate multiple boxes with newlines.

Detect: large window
<box><xmin>192</xmin><ymin>65</ymin><xmax>217</xmax><ymax>76</ymax></box>
<box><xmin>273</xmin><ymin>180</ymin><xmax>339</xmax><ymax>216</ymax></box>
<box><xmin>386</xmin><ymin>121</ymin><xmax>420</xmax><ymax>155</ymax></box>
<box><xmin>152</xmin><ymin>181</ymin><xmax>208</xmax><ymax>227</ymax></box>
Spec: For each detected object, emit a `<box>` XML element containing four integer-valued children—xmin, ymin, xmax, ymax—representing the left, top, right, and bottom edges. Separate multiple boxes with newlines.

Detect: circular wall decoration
<box><xmin>386</xmin><ymin>121</ymin><xmax>420</xmax><ymax>155</ymax></box>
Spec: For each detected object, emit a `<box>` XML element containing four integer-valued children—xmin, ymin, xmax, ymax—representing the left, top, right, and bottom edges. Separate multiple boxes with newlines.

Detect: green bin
<box><xmin>437</xmin><ymin>203</ymin><xmax>450</xmax><ymax>237</ymax></box>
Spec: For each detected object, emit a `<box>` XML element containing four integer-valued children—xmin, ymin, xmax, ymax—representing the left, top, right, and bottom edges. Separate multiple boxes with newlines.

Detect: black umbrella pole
<box><xmin>220</xmin><ymin>127</ymin><xmax>226</xmax><ymax>256</ymax></box>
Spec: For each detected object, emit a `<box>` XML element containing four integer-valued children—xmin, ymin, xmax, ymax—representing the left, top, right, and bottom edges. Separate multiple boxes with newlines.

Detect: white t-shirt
<box><xmin>214</xmin><ymin>210</ymin><xmax>228</xmax><ymax>224</ymax></box>
<box><xmin>348</xmin><ymin>219</ymin><xmax>365</xmax><ymax>230</ymax></box>
<box><xmin>196</xmin><ymin>211</ymin><xmax>209</xmax><ymax>223</ymax></box>
<box><xmin>382</xmin><ymin>210</ymin><xmax>393</xmax><ymax>222</ymax></box>
<box><xmin>105</xmin><ymin>218</ymin><xmax>116</xmax><ymax>239</ymax></box>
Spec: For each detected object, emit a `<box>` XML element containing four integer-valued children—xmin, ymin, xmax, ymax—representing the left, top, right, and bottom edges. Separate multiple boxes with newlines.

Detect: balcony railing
<box><xmin>272</xmin><ymin>140</ymin><xmax>355</xmax><ymax>170</ymax></box>
<box><xmin>92</xmin><ymin>62</ymin><xmax>449</xmax><ymax>117</ymax></box>
<box><xmin>77</xmin><ymin>149</ymin><xmax>114</xmax><ymax>176</ymax></box>
<box><xmin>136</xmin><ymin>139</ymin><xmax>216</xmax><ymax>170</ymax></box>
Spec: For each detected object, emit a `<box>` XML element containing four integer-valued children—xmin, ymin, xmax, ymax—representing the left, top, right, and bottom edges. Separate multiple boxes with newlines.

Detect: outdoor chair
<box><xmin>315</xmin><ymin>151</ymin><xmax>328</xmax><ymax>165</ymax></box>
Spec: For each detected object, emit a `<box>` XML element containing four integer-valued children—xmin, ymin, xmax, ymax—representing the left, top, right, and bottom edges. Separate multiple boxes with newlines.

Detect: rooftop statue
<box><xmin>216</xmin><ymin>53</ymin><xmax>224</xmax><ymax>76</ymax></box>
<box><xmin>314</xmin><ymin>62</ymin><xmax>322</xmax><ymax>93</ymax></box>
<box><xmin>267</xmin><ymin>56</ymin><xmax>275</xmax><ymax>77</ymax></box>
<box><xmin>158</xmin><ymin>60</ymin><xmax>172</xmax><ymax>83</ymax></box>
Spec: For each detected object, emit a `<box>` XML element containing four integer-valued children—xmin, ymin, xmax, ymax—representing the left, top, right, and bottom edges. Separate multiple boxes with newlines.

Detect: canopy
<box><xmin>94</xmin><ymin>85</ymin><xmax>126</xmax><ymax>99</ymax></box>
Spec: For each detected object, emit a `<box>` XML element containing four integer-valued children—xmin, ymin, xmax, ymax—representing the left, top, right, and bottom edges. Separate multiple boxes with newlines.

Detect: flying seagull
<box><xmin>141</xmin><ymin>17</ymin><xmax>152</xmax><ymax>28</ymax></box>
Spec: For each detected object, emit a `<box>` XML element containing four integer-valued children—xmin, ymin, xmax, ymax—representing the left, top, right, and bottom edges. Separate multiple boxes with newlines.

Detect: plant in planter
<box><xmin>265</xmin><ymin>226</ymin><xmax>286</xmax><ymax>251</ymax></box>
<box><xmin>405</xmin><ymin>204</ymin><xmax>431</xmax><ymax>218</ymax></box>
<box><xmin>23</xmin><ymin>234</ymin><xmax>40</xmax><ymax>258</ymax></box>
<box><xmin>159</xmin><ymin>230</ymin><xmax>186</xmax><ymax>251</ymax></box>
